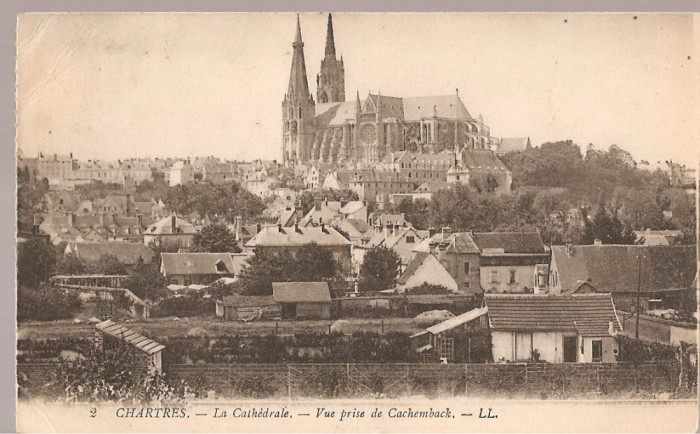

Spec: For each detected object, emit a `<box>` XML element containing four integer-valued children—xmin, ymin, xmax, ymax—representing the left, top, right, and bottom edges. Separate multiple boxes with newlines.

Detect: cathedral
<box><xmin>282</xmin><ymin>14</ymin><xmax>496</xmax><ymax>167</ymax></box>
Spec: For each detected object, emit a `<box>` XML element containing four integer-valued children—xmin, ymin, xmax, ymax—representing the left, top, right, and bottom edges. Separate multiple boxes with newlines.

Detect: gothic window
<box><xmin>360</xmin><ymin>124</ymin><xmax>377</xmax><ymax>144</ymax></box>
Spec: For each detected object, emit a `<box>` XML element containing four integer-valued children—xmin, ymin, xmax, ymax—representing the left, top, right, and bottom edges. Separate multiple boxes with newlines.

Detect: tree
<box><xmin>585</xmin><ymin>206</ymin><xmax>637</xmax><ymax>245</ymax></box>
<box><xmin>17</xmin><ymin>238</ymin><xmax>56</xmax><ymax>288</ymax></box>
<box><xmin>90</xmin><ymin>254</ymin><xmax>128</xmax><ymax>275</ymax></box>
<box><xmin>129</xmin><ymin>257</ymin><xmax>166</xmax><ymax>301</ymax></box>
<box><xmin>17</xmin><ymin>285</ymin><xmax>82</xmax><ymax>322</ymax></box>
<box><xmin>192</xmin><ymin>223</ymin><xmax>241</xmax><ymax>253</ymax></box>
<box><xmin>240</xmin><ymin>244</ymin><xmax>340</xmax><ymax>296</ymax></box>
<box><xmin>358</xmin><ymin>247</ymin><xmax>401</xmax><ymax>292</ymax></box>
<box><xmin>55</xmin><ymin>253</ymin><xmax>87</xmax><ymax>275</ymax></box>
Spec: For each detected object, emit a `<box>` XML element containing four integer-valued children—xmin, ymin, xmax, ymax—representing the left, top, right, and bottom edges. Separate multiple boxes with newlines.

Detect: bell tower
<box><xmin>316</xmin><ymin>13</ymin><xmax>345</xmax><ymax>104</ymax></box>
<box><xmin>282</xmin><ymin>15</ymin><xmax>316</xmax><ymax>164</ymax></box>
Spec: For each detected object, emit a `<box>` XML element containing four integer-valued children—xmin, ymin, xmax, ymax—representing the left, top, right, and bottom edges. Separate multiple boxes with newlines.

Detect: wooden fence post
<box><xmin>464</xmin><ymin>364</ymin><xmax>468</xmax><ymax>397</ymax></box>
<box><xmin>287</xmin><ymin>365</ymin><xmax>292</xmax><ymax>400</ymax></box>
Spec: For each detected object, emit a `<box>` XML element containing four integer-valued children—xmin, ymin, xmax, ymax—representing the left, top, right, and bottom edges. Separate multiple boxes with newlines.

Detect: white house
<box><xmin>397</xmin><ymin>252</ymin><xmax>459</xmax><ymax>293</ymax></box>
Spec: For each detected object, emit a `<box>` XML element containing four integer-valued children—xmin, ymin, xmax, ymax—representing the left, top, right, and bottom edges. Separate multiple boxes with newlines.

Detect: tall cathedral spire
<box><xmin>324</xmin><ymin>13</ymin><xmax>336</xmax><ymax>59</ymax></box>
<box><xmin>288</xmin><ymin>14</ymin><xmax>311</xmax><ymax>98</ymax></box>
<box><xmin>317</xmin><ymin>13</ymin><xmax>345</xmax><ymax>103</ymax></box>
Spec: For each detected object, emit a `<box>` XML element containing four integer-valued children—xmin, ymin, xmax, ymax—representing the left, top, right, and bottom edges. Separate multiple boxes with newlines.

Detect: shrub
<box><xmin>17</xmin><ymin>285</ymin><xmax>82</xmax><ymax>322</ymax></box>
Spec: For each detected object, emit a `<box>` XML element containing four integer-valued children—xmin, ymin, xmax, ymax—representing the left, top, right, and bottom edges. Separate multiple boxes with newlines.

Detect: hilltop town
<box><xmin>16</xmin><ymin>14</ymin><xmax>698</xmax><ymax>403</ymax></box>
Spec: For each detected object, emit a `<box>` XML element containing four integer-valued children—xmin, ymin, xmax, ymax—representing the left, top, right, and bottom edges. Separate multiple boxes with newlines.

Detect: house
<box><xmin>413</xmin><ymin>231</ymin><xmax>482</xmax><ymax>295</ymax></box>
<box><xmin>388</xmin><ymin>151</ymin><xmax>452</xmax><ymax>183</ymax></box>
<box><xmin>397</xmin><ymin>252</ymin><xmax>458</xmax><ymax>293</ymax></box>
<box><xmin>549</xmin><ymin>245</ymin><xmax>697</xmax><ymax>311</ymax></box>
<box><xmin>304</xmin><ymin>165</ymin><xmax>322</xmax><ymax>189</ymax></box>
<box><xmin>634</xmin><ymin>229</ymin><xmax>684</xmax><ymax>246</ymax></box>
<box><xmin>169</xmin><ymin>160</ymin><xmax>194</xmax><ymax>186</ymax></box>
<box><xmin>363</xmin><ymin>224</ymin><xmax>427</xmax><ymax>271</ymax></box>
<box><xmin>485</xmin><ymin>294</ymin><xmax>623</xmax><ymax>363</ymax></box>
<box><xmin>495</xmin><ymin>137</ymin><xmax>532</xmax><ymax>156</ymax></box>
<box><xmin>410</xmin><ymin>181</ymin><xmax>451</xmax><ymax>201</ymax></box>
<box><xmin>245</xmin><ymin>223</ymin><xmax>352</xmax><ymax>272</ymax></box>
<box><xmin>446</xmin><ymin>150</ymin><xmax>512</xmax><ymax>194</ymax></box>
<box><xmin>216</xmin><ymin>294</ymin><xmax>280</xmax><ymax>321</ymax></box>
<box><xmin>272</xmin><ymin>282</ymin><xmax>332</xmax><ymax>320</ymax></box>
<box><xmin>410</xmin><ymin>307</ymin><xmax>489</xmax><ymax>362</ymax></box>
<box><xmin>160</xmin><ymin>252</ymin><xmax>248</xmax><ymax>286</ymax></box>
<box><xmin>278</xmin><ymin>207</ymin><xmax>304</xmax><ymax>227</ymax></box>
<box><xmin>65</xmin><ymin>241</ymin><xmax>154</xmax><ymax>265</ymax></box>
<box><xmin>472</xmin><ymin>232</ymin><xmax>549</xmax><ymax>294</ymax></box>
<box><xmin>95</xmin><ymin>319</ymin><xmax>165</xmax><ymax>372</ymax></box>
<box><xmin>202</xmin><ymin>162</ymin><xmax>234</xmax><ymax>184</ymax></box>
<box><xmin>299</xmin><ymin>199</ymin><xmax>367</xmax><ymax>227</ymax></box>
<box><xmin>333</xmin><ymin>218</ymin><xmax>371</xmax><ymax>245</ymax></box>
<box><xmin>39</xmin><ymin>211</ymin><xmax>153</xmax><ymax>245</ymax></box>
<box><xmin>143</xmin><ymin>214</ymin><xmax>197</xmax><ymax>249</ymax></box>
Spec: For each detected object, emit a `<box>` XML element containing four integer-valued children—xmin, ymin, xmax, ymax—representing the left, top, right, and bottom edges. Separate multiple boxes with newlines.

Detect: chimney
<box><xmin>256</xmin><ymin>223</ymin><xmax>262</xmax><ymax>234</ymax></box>
<box><xmin>235</xmin><ymin>216</ymin><xmax>242</xmax><ymax>240</ymax></box>
<box><xmin>171</xmin><ymin>214</ymin><xmax>177</xmax><ymax>233</ymax></box>
<box><xmin>321</xmin><ymin>222</ymin><xmax>327</xmax><ymax>233</ymax></box>
<box><xmin>566</xmin><ymin>243</ymin><xmax>574</xmax><ymax>257</ymax></box>
<box><xmin>68</xmin><ymin>211</ymin><xmax>75</xmax><ymax>227</ymax></box>
<box><xmin>136</xmin><ymin>213</ymin><xmax>143</xmax><ymax>228</ymax></box>
<box><xmin>278</xmin><ymin>223</ymin><xmax>283</xmax><ymax>233</ymax></box>
<box><xmin>368</xmin><ymin>215</ymin><xmax>373</xmax><ymax>227</ymax></box>
<box><xmin>394</xmin><ymin>223</ymin><xmax>400</xmax><ymax>233</ymax></box>
<box><xmin>429</xmin><ymin>227</ymin><xmax>436</xmax><ymax>238</ymax></box>
<box><xmin>126</xmin><ymin>194</ymin><xmax>131</xmax><ymax>215</ymax></box>
<box><xmin>608</xmin><ymin>321</ymin><xmax>615</xmax><ymax>335</ymax></box>
<box><xmin>594</xmin><ymin>238</ymin><xmax>602</xmax><ymax>246</ymax></box>
<box><xmin>295</xmin><ymin>222</ymin><xmax>301</xmax><ymax>234</ymax></box>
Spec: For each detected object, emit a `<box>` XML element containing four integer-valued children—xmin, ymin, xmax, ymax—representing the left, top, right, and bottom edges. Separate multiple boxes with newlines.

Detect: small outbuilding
<box><xmin>411</xmin><ymin>307</ymin><xmax>489</xmax><ymax>362</ymax></box>
<box><xmin>216</xmin><ymin>294</ymin><xmax>280</xmax><ymax>321</ymax></box>
<box><xmin>95</xmin><ymin>319</ymin><xmax>165</xmax><ymax>372</ymax></box>
<box><xmin>272</xmin><ymin>282</ymin><xmax>332</xmax><ymax>320</ymax></box>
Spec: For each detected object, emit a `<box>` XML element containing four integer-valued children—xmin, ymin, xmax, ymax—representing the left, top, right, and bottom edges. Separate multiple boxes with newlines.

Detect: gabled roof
<box><xmin>222</xmin><ymin>294</ymin><xmax>276</xmax><ymax>307</ymax></box>
<box><xmin>272</xmin><ymin>282</ymin><xmax>331</xmax><ymax>303</ymax></box>
<box><xmin>337</xmin><ymin>218</ymin><xmax>371</xmax><ymax>236</ymax></box>
<box><xmin>415</xmin><ymin>181</ymin><xmax>451</xmax><ymax>193</ymax></box>
<box><xmin>472</xmin><ymin>232</ymin><xmax>546</xmax><ymax>254</ymax></box>
<box><xmin>497</xmin><ymin>137</ymin><xmax>531</xmax><ymax>154</ymax></box>
<box><xmin>146</xmin><ymin>215</ymin><xmax>196</xmax><ymax>235</ymax></box>
<box><xmin>426</xmin><ymin>307</ymin><xmax>489</xmax><ymax>335</ymax></box>
<box><xmin>161</xmin><ymin>252</ymin><xmax>247</xmax><ymax>276</ymax></box>
<box><xmin>69</xmin><ymin>242</ymin><xmax>154</xmax><ymax>264</ymax></box>
<box><xmin>454</xmin><ymin>150</ymin><xmax>509</xmax><ymax>172</ymax></box>
<box><xmin>397</xmin><ymin>252</ymin><xmax>430</xmax><ymax>285</ymax></box>
<box><xmin>485</xmin><ymin>294</ymin><xmax>622</xmax><ymax>336</ymax></box>
<box><xmin>402</xmin><ymin>95</ymin><xmax>472</xmax><ymax>121</ymax></box>
<box><xmin>551</xmin><ymin>245</ymin><xmax>697</xmax><ymax>293</ymax></box>
<box><xmin>96</xmin><ymin>319</ymin><xmax>165</xmax><ymax>355</ymax></box>
<box><xmin>246</xmin><ymin>225</ymin><xmax>351</xmax><ymax>247</ymax></box>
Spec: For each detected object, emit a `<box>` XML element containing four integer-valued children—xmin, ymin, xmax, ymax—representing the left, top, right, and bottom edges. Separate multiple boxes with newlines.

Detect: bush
<box><xmin>615</xmin><ymin>335</ymin><xmax>677</xmax><ymax>363</ymax></box>
<box><xmin>151</xmin><ymin>295</ymin><xmax>215</xmax><ymax>318</ymax></box>
<box><xmin>17</xmin><ymin>285</ymin><xmax>82</xmax><ymax>322</ymax></box>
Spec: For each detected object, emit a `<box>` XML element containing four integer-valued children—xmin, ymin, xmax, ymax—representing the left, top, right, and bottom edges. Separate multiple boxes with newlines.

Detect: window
<box><xmin>438</xmin><ymin>337</ymin><xmax>454</xmax><ymax>362</ymax></box>
<box><xmin>333</xmin><ymin>252</ymin><xmax>342</xmax><ymax>262</ymax></box>
<box><xmin>464</xmin><ymin>262</ymin><xmax>470</xmax><ymax>274</ymax></box>
<box><xmin>508</xmin><ymin>269</ymin><xmax>516</xmax><ymax>284</ymax></box>
<box><xmin>592</xmin><ymin>340</ymin><xmax>603</xmax><ymax>362</ymax></box>
<box><xmin>464</xmin><ymin>281</ymin><xmax>470</xmax><ymax>288</ymax></box>
<box><xmin>405</xmin><ymin>236</ymin><xmax>415</xmax><ymax>243</ymax></box>
<box><xmin>490</xmin><ymin>270</ymin><xmax>499</xmax><ymax>283</ymax></box>
<box><xmin>215</xmin><ymin>260</ymin><xmax>227</xmax><ymax>273</ymax></box>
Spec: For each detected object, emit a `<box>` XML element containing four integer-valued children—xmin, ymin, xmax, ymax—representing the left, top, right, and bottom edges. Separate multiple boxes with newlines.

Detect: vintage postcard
<box><xmin>15</xmin><ymin>12</ymin><xmax>699</xmax><ymax>432</ymax></box>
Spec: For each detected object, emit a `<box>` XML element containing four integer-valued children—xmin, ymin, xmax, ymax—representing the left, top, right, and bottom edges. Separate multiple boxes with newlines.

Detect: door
<box><xmin>281</xmin><ymin>303</ymin><xmax>296</xmax><ymax>319</ymax></box>
<box><xmin>563</xmin><ymin>336</ymin><xmax>577</xmax><ymax>362</ymax></box>
<box><xmin>592</xmin><ymin>340</ymin><xmax>603</xmax><ymax>362</ymax></box>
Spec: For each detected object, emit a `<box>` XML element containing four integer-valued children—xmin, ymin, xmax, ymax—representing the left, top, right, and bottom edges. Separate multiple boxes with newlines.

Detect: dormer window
<box><xmin>215</xmin><ymin>260</ymin><xmax>227</xmax><ymax>273</ymax></box>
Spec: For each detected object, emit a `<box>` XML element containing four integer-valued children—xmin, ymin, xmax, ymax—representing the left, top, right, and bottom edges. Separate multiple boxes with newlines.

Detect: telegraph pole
<box><xmin>635</xmin><ymin>254</ymin><xmax>643</xmax><ymax>339</ymax></box>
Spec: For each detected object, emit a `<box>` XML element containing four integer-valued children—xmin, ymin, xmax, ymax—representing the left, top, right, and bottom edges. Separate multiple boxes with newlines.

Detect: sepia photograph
<box><xmin>14</xmin><ymin>11</ymin><xmax>699</xmax><ymax>432</ymax></box>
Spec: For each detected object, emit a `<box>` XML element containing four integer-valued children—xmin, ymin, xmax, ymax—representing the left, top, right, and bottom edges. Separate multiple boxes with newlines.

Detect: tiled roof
<box><xmin>161</xmin><ymin>252</ymin><xmax>247</xmax><ymax>276</ymax></box>
<box><xmin>472</xmin><ymin>232</ymin><xmax>546</xmax><ymax>254</ymax></box>
<box><xmin>402</xmin><ymin>95</ymin><xmax>472</xmax><ymax>121</ymax></box>
<box><xmin>497</xmin><ymin>137</ymin><xmax>530</xmax><ymax>154</ymax></box>
<box><xmin>222</xmin><ymin>294</ymin><xmax>276</xmax><ymax>307</ymax></box>
<box><xmin>95</xmin><ymin>319</ymin><xmax>165</xmax><ymax>355</ymax></box>
<box><xmin>272</xmin><ymin>282</ymin><xmax>331</xmax><ymax>303</ymax></box>
<box><xmin>70</xmin><ymin>242</ymin><xmax>154</xmax><ymax>264</ymax></box>
<box><xmin>397</xmin><ymin>252</ymin><xmax>430</xmax><ymax>285</ymax></box>
<box><xmin>551</xmin><ymin>245</ymin><xmax>697</xmax><ymax>293</ymax></box>
<box><xmin>415</xmin><ymin>181</ymin><xmax>451</xmax><ymax>193</ymax></box>
<box><xmin>339</xmin><ymin>218</ymin><xmax>370</xmax><ymax>235</ymax></box>
<box><xmin>457</xmin><ymin>150</ymin><xmax>509</xmax><ymax>171</ymax></box>
<box><xmin>485</xmin><ymin>294</ymin><xmax>622</xmax><ymax>336</ymax></box>
<box><xmin>426</xmin><ymin>307</ymin><xmax>489</xmax><ymax>335</ymax></box>
<box><xmin>146</xmin><ymin>215</ymin><xmax>196</xmax><ymax>235</ymax></box>
<box><xmin>245</xmin><ymin>225</ymin><xmax>351</xmax><ymax>247</ymax></box>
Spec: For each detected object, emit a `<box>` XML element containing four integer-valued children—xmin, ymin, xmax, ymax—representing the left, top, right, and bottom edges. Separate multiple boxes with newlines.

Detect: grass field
<box><xmin>17</xmin><ymin>316</ymin><xmax>426</xmax><ymax>340</ymax></box>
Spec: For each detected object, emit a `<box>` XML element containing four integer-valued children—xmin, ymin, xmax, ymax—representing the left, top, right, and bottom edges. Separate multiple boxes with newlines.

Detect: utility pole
<box><xmin>635</xmin><ymin>254</ymin><xmax>644</xmax><ymax>339</ymax></box>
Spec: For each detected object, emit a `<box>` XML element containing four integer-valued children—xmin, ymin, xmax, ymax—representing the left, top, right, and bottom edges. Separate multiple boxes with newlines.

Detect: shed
<box><xmin>216</xmin><ymin>295</ymin><xmax>279</xmax><ymax>321</ymax></box>
<box><xmin>272</xmin><ymin>282</ymin><xmax>332</xmax><ymax>320</ymax></box>
<box><xmin>95</xmin><ymin>319</ymin><xmax>165</xmax><ymax>371</ymax></box>
<box><xmin>410</xmin><ymin>307</ymin><xmax>489</xmax><ymax>362</ymax></box>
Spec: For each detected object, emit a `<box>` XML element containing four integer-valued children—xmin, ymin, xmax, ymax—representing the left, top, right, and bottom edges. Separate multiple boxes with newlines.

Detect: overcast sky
<box><xmin>16</xmin><ymin>13</ymin><xmax>698</xmax><ymax>166</ymax></box>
